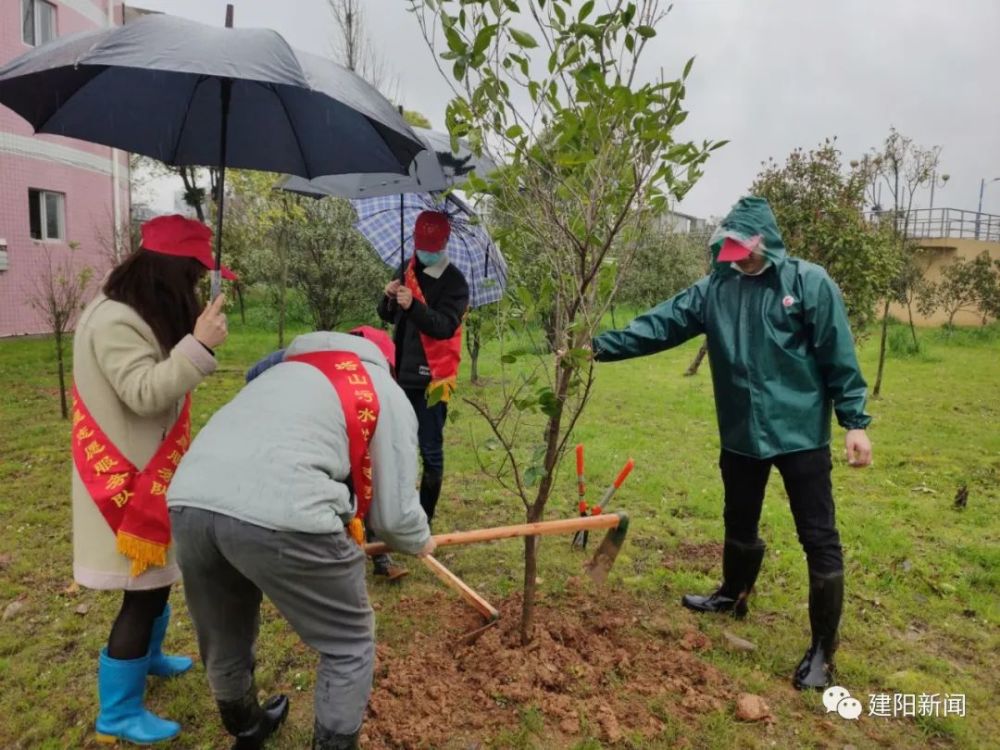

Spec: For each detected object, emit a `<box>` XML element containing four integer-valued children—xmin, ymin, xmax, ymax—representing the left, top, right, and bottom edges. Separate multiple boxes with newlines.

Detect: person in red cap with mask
<box><xmin>378</xmin><ymin>210</ymin><xmax>470</xmax><ymax>536</ymax></box>
<box><xmin>70</xmin><ymin>214</ymin><xmax>231</xmax><ymax>744</ymax></box>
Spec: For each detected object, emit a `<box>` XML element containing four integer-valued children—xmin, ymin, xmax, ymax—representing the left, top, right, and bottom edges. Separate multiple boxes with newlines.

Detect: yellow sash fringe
<box><xmin>116</xmin><ymin>531</ymin><xmax>168</xmax><ymax>577</ymax></box>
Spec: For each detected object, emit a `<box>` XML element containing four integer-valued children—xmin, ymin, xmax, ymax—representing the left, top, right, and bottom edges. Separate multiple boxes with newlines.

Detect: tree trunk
<box><xmin>469</xmin><ymin>328</ymin><xmax>481</xmax><ymax>384</ymax></box>
<box><xmin>519</xmin><ymin>522</ymin><xmax>540</xmax><ymax>647</ymax></box>
<box><xmin>56</xmin><ymin>332</ymin><xmax>68</xmax><ymax>420</ymax></box>
<box><xmin>907</xmin><ymin>300</ymin><xmax>919</xmax><ymax>351</ymax></box>
<box><xmin>610</xmin><ymin>304</ymin><xmax>617</xmax><ymax>328</ymax></box>
<box><xmin>684</xmin><ymin>340</ymin><xmax>708</xmax><ymax>376</ymax></box>
<box><xmin>278</xmin><ymin>231</ymin><xmax>289</xmax><ymax>349</ymax></box>
<box><xmin>235</xmin><ymin>282</ymin><xmax>246</xmax><ymax>324</ymax></box>
<box><xmin>518</xmin><ymin>363</ymin><xmax>572</xmax><ymax>645</ymax></box>
<box><xmin>873</xmin><ymin>298</ymin><xmax>891</xmax><ymax>397</ymax></box>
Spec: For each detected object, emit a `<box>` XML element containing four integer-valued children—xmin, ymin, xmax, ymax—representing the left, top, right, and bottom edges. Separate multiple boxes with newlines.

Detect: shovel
<box><xmin>365</xmin><ymin>512</ymin><xmax>631</xmax><ymax>585</ymax></box>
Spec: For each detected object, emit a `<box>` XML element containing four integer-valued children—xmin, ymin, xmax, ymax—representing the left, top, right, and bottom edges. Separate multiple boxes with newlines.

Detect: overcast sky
<box><xmin>135</xmin><ymin>0</ymin><xmax>1000</xmax><ymax>219</ymax></box>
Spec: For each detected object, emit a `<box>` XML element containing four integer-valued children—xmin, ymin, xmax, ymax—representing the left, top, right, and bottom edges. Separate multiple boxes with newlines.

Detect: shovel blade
<box><xmin>584</xmin><ymin>513</ymin><xmax>629</xmax><ymax>585</ymax></box>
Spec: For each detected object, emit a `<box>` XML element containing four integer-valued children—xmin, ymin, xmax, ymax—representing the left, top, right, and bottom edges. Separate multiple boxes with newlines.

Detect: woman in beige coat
<box><xmin>72</xmin><ymin>214</ymin><xmax>230</xmax><ymax>745</ymax></box>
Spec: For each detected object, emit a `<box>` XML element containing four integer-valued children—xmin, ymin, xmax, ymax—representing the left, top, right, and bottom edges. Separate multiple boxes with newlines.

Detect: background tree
<box><xmin>615</xmin><ymin>228</ymin><xmax>707</xmax><ymax>314</ymax></box>
<box><xmin>413</xmin><ymin>0</ymin><xmax>723</xmax><ymax>642</ymax></box>
<box><xmin>224</xmin><ymin>170</ymin><xmax>387</xmax><ymax>337</ymax></box>
<box><xmin>890</xmin><ymin>248</ymin><xmax>934</xmax><ymax>350</ymax></box>
<box><xmin>27</xmin><ymin>246</ymin><xmax>94</xmax><ymax>419</ymax></box>
<box><xmin>329</xmin><ymin>0</ymin><xmax>399</xmax><ymax>102</ymax></box>
<box><xmin>751</xmin><ymin>138</ymin><xmax>899</xmax><ymax>335</ymax></box>
<box><xmin>919</xmin><ymin>251</ymin><xmax>1000</xmax><ymax>329</ymax></box>
<box><xmin>859</xmin><ymin>128</ymin><xmax>941</xmax><ymax>395</ymax></box>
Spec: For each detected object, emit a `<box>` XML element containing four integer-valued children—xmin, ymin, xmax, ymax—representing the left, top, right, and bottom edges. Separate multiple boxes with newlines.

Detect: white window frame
<box><xmin>22</xmin><ymin>0</ymin><xmax>57</xmax><ymax>47</ymax></box>
<box><xmin>29</xmin><ymin>189</ymin><xmax>67</xmax><ymax>242</ymax></box>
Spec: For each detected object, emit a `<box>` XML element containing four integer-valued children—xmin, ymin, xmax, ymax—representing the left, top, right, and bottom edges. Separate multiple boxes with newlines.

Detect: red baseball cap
<box><xmin>349</xmin><ymin>325</ymin><xmax>396</xmax><ymax>371</ymax></box>
<box><xmin>413</xmin><ymin>211</ymin><xmax>451</xmax><ymax>253</ymax></box>
<box><xmin>140</xmin><ymin>214</ymin><xmax>237</xmax><ymax>280</ymax></box>
<box><xmin>717</xmin><ymin>234</ymin><xmax>762</xmax><ymax>263</ymax></box>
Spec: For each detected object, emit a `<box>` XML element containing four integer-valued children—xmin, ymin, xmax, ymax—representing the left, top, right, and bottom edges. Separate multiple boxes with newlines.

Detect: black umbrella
<box><xmin>0</xmin><ymin>11</ymin><xmax>424</xmax><ymax>295</ymax></box>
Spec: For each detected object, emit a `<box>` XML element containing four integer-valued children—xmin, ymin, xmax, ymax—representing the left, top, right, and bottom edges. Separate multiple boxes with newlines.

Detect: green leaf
<box><xmin>636</xmin><ymin>25</ymin><xmax>656</xmax><ymax>38</ymax></box>
<box><xmin>624</xmin><ymin>34</ymin><xmax>634</xmax><ymax>53</ymax></box>
<box><xmin>524</xmin><ymin>465</ymin><xmax>547</xmax><ymax>488</ymax></box>
<box><xmin>473</xmin><ymin>27</ymin><xmax>495</xmax><ymax>56</ymax></box>
<box><xmin>426</xmin><ymin>384</ymin><xmax>445</xmax><ymax>407</ymax></box>
<box><xmin>578</xmin><ymin>0</ymin><xmax>595</xmax><ymax>21</ymax></box>
<box><xmin>683</xmin><ymin>55</ymin><xmax>695</xmax><ymax>78</ymax></box>
<box><xmin>509</xmin><ymin>28</ymin><xmax>539</xmax><ymax>48</ymax></box>
<box><xmin>505</xmin><ymin>124</ymin><xmax>524</xmax><ymax>138</ymax></box>
<box><xmin>710</xmin><ymin>139</ymin><xmax>729</xmax><ymax>151</ymax></box>
<box><xmin>445</xmin><ymin>26</ymin><xmax>467</xmax><ymax>55</ymax></box>
<box><xmin>500</xmin><ymin>353</ymin><xmax>518</xmax><ymax>364</ymax></box>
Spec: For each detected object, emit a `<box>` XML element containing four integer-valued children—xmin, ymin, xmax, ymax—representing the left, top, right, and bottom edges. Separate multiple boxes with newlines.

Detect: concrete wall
<box><xmin>0</xmin><ymin>0</ymin><xmax>129</xmax><ymax>337</ymax></box>
<box><xmin>888</xmin><ymin>238</ymin><xmax>1000</xmax><ymax>327</ymax></box>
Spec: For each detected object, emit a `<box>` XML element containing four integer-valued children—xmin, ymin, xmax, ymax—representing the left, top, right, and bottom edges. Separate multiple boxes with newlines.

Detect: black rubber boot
<box><xmin>419</xmin><ymin>471</ymin><xmax>443</xmax><ymax>523</ymax></box>
<box><xmin>312</xmin><ymin>719</ymin><xmax>360</xmax><ymax>750</ymax></box>
<box><xmin>681</xmin><ymin>538</ymin><xmax>766</xmax><ymax>619</ymax></box>
<box><xmin>793</xmin><ymin>570</ymin><xmax>844</xmax><ymax>690</ymax></box>
<box><xmin>217</xmin><ymin>683</ymin><xmax>290</xmax><ymax>750</ymax></box>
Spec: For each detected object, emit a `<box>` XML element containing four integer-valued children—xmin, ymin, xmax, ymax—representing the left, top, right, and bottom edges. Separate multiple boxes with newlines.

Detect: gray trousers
<box><xmin>170</xmin><ymin>507</ymin><xmax>374</xmax><ymax>735</ymax></box>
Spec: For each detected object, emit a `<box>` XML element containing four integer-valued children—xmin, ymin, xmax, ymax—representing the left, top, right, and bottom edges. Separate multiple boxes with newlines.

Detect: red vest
<box><xmin>405</xmin><ymin>257</ymin><xmax>463</xmax><ymax>402</ymax></box>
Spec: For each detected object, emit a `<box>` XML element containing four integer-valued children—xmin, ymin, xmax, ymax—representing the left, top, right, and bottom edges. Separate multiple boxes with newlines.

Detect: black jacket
<box><xmin>377</xmin><ymin>260</ymin><xmax>470</xmax><ymax>390</ymax></box>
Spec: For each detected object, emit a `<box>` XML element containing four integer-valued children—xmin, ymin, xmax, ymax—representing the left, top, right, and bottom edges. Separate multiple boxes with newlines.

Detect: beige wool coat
<box><xmin>71</xmin><ymin>294</ymin><xmax>217</xmax><ymax>591</ymax></box>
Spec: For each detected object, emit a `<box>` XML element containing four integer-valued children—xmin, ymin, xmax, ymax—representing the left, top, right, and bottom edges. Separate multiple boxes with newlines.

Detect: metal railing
<box><xmin>864</xmin><ymin>208</ymin><xmax>1000</xmax><ymax>242</ymax></box>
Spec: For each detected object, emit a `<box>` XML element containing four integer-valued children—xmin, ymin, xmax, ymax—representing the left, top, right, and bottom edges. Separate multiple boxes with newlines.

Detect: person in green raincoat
<box><xmin>592</xmin><ymin>196</ymin><xmax>872</xmax><ymax>690</ymax></box>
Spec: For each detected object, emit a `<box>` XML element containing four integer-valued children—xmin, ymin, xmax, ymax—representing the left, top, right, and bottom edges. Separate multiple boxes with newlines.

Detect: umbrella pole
<box><xmin>211</xmin><ymin>78</ymin><xmax>233</xmax><ymax>300</ymax></box>
<box><xmin>211</xmin><ymin>5</ymin><xmax>235</xmax><ymax>300</ymax></box>
<box><xmin>398</xmin><ymin>192</ymin><xmax>406</xmax><ymax>283</ymax></box>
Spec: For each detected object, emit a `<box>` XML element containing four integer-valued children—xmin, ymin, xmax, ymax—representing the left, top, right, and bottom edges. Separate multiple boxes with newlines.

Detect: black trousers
<box><xmin>404</xmin><ymin>387</ymin><xmax>447</xmax><ymax>476</ymax></box>
<box><xmin>720</xmin><ymin>447</ymin><xmax>843</xmax><ymax>575</ymax></box>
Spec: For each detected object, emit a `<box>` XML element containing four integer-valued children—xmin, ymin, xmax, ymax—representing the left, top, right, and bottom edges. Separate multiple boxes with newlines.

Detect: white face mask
<box><xmin>731</xmin><ymin>256</ymin><xmax>771</xmax><ymax>276</ymax></box>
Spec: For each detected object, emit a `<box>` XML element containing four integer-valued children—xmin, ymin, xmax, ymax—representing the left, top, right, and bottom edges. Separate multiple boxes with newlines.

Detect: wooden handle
<box><xmin>365</xmin><ymin>513</ymin><xmax>623</xmax><ymax>557</ymax></box>
<box><xmin>421</xmin><ymin>555</ymin><xmax>499</xmax><ymax>621</ymax></box>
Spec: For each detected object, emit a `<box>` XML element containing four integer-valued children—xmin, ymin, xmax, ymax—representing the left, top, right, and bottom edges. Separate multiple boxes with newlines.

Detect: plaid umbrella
<box><xmin>352</xmin><ymin>193</ymin><xmax>507</xmax><ymax>309</ymax></box>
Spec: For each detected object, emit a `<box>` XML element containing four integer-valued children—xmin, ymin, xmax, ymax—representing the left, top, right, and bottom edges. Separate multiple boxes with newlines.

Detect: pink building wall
<box><xmin>0</xmin><ymin>0</ymin><xmax>129</xmax><ymax>337</ymax></box>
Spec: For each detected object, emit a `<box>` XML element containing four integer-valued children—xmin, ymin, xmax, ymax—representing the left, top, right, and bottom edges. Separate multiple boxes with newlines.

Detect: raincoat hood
<box><xmin>710</xmin><ymin>197</ymin><xmax>787</xmax><ymax>272</ymax></box>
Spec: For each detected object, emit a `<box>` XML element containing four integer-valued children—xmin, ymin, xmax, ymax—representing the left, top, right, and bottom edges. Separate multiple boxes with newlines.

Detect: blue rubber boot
<box><xmin>148</xmin><ymin>604</ymin><xmax>193</xmax><ymax>678</ymax></box>
<box><xmin>96</xmin><ymin>649</ymin><xmax>181</xmax><ymax>745</ymax></box>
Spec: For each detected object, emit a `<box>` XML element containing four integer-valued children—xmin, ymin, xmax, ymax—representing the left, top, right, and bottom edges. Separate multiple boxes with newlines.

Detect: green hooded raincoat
<box><xmin>593</xmin><ymin>197</ymin><xmax>871</xmax><ymax>459</ymax></box>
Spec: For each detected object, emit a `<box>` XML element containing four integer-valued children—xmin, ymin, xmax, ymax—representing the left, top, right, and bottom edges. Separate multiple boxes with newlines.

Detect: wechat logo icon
<box><xmin>823</xmin><ymin>686</ymin><xmax>863</xmax><ymax>720</ymax></box>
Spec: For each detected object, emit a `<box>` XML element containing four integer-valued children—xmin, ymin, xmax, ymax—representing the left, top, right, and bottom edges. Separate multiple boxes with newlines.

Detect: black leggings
<box><xmin>106</xmin><ymin>586</ymin><xmax>171</xmax><ymax>660</ymax></box>
<box><xmin>720</xmin><ymin>447</ymin><xmax>843</xmax><ymax>575</ymax></box>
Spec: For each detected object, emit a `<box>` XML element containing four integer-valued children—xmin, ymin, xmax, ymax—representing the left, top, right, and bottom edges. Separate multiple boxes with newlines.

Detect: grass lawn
<box><xmin>0</xmin><ymin>303</ymin><xmax>997</xmax><ymax>749</ymax></box>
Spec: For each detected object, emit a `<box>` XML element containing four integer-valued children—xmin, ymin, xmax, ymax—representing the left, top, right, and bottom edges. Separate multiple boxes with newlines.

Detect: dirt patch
<box><xmin>661</xmin><ymin>540</ymin><xmax>724</xmax><ymax>575</ymax></box>
<box><xmin>362</xmin><ymin>589</ymin><xmax>731</xmax><ymax>749</ymax></box>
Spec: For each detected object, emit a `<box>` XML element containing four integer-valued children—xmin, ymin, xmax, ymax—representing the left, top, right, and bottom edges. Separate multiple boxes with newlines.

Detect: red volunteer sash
<box><xmin>405</xmin><ymin>257</ymin><xmax>463</xmax><ymax>402</ymax></box>
<box><xmin>71</xmin><ymin>386</ymin><xmax>190</xmax><ymax>576</ymax></box>
<box><xmin>285</xmin><ymin>351</ymin><xmax>381</xmax><ymax>545</ymax></box>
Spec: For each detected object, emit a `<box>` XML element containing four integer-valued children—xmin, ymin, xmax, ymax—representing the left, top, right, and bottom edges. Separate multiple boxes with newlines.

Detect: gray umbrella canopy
<box><xmin>279</xmin><ymin>127</ymin><xmax>497</xmax><ymax>200</ymax></box>
<box><xmin>0</xmin><ymin>13</ymin><xmax>423</xmax><ymax>177</ymax></box>
<box><xmin>0</xmin><ymin>13</ymin><xmax>425</xmax><ymax>292</ymax></box>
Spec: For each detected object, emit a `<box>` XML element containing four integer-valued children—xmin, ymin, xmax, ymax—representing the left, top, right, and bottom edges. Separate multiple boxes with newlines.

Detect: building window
<box><xmin>22</xmin><ymin>0</ymin><xmax>57</xmax><ymax>46</ymax></box>
<box><xmin>29</xmin><ymin>189</ymin><xmax>66</xmax><ymax>241</ymax></box>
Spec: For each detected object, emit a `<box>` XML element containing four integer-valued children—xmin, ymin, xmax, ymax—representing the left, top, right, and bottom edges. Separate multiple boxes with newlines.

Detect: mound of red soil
<box><xmin>363</xmin><ymin>587</ymin><xmax>732</xmax><ymax>749</ymax></box>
